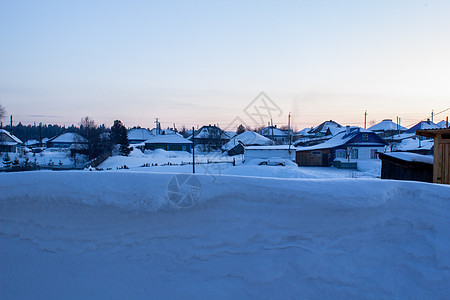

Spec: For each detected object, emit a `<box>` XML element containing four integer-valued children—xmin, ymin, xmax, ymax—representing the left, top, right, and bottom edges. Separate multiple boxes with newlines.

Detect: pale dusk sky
<box><xmin>1</xmin><ymin>0</ymin><xmax>449</xmax><ymax>131</ymax></box>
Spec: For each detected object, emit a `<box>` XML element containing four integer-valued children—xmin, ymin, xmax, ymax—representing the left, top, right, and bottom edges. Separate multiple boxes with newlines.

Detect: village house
<box><xmin>368</xmin><ymin>119</ymin><xmax>407</xmax><ymax>138</ymax></box>
<box><xmin>46</xmin><ymin>133</ymin><xmax>88</xmax><ymax>152</ymax></box>
<box><xmin>189</xmin><ymin>125</ymin><xmax>231</xmax><ymax>151</ymax></box>
<box><xmin>296</xmin><ymin>127</ymin><xmax>387</xmax><ymax>167</ymax></box>
<box><xmin>222</xmin><ymin>131</ymin><xmax>273</xmax><ymax>156</ymax></box>
<box><xmin>145</xmin><ymin>133</ymin><xmax>192</xmax><ymax>152</ymax></box>
<box><xmin>294</xmin><ymin>120</ymin><xmax>345</xmax><ymax>147</ymax></box>
<box><xmin>258</xmin><ymin>126</ymin><xmax>291</xmax><ymax>145</ymax></box>
<box><xmin>0</xmin><ymin>129</ymin><xmax>23</xmax><ymax>153</ymax></box>
<box><xmin>127</xmin><ymin>128</ymin><xmax>154</xmax><ymax>144</ymax></box>
<box><xmin>406</xmin><ymin>120</ymin><xmax>439</xmax><ymax>134</ymax></box>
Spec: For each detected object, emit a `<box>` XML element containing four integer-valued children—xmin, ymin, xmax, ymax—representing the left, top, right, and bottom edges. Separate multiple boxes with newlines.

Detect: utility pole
<box><xmin>10</xmin><ymin>115</ymin><xmax>13</xmax><ymax>135</ymax></box>
<box><xmin>396</xmin><ymin>116</ymin><xmax>399</xmax><ymax>134</ymax></box>
<box><xmin>39</xmin><ymin>122</ymin><xmax>42</xmax><ymax>147</ymax></box>
<box><xmin>364</xmin><ymin>110</ymin><xmax>367</xmax><ymax>129</ymax></box>
<box><xmin>192</xmin><ymin>127</ymin><xmax>195</xmax><ymax>174</ymax></box>
<box><xmin>271</xmin><ymin>119</ymin><xmax>274</xmax><ymax>142</ymax></box>
<box><xmin>155</xmin><ymin>118</ymin><xmax>160</xmax><ymax>134</ymax></box>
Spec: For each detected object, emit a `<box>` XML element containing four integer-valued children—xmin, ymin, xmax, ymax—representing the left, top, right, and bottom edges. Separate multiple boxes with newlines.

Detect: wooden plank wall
<box><xmin>434</xmin><ymin>134</ymin><xmax>450</xmax><ymax>184</ymax></box>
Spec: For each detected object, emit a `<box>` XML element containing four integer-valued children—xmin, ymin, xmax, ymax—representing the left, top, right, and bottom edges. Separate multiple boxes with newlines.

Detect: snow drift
<box><xmin>1</xmin><ymin>171</ymin><xmax>450</xmax><ymax>299</ymax></box>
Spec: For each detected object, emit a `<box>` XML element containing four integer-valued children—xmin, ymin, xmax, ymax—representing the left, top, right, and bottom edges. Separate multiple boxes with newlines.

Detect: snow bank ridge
<box><xmin>1</xmin><ymin>172</ymin><xmax>449</xmax><ymax>214</ymax></box>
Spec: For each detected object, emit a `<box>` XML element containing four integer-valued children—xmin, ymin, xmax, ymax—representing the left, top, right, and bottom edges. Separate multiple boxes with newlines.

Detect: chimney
<box><xmin>346</xmin><ymin>125</ymin><xmax>350</xmax><ymax>134</ymax></box>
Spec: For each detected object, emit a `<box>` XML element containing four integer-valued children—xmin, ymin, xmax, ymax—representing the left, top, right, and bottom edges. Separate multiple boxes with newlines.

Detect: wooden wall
<box><xmin>296</xmin><ymin>149</ymin><xmax>332</xmax><ymax>167</ymax></box>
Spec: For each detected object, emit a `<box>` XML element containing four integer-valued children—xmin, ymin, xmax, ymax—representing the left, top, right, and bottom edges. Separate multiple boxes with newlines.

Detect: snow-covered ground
<box><xmin>2</xmin><ymin>149</ymin><xmax>86</xmax><ymax>168</ymax></box>
<box><xmin>99</xmin><ymin>148</ymin><xmax>380</xmax><ymax>179</ymax></box>
<box><xmin>1</xmin><ymin>171</ymin><xmax>450</xmax><ymax>299</ymax></box>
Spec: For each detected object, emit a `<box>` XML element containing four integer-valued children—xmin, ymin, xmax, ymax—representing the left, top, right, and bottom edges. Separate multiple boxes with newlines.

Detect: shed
<box><xmin>379</xmin><ymin>152</ymin><xmax>433</xmax><ymax>183</ymax></box>
<box><xmin>416</xmin><ymin>129</ymin><xmax>450</xmax><ymax>184</ymax></box>
<box><xmin>244</xmin><ymin>145</ymin><xmax>296</xmax><ymax>161</ymax></box>
<box><xmin>145</xmin><ymin>133</ymin><xmax>192</xmax><ymax>152</ymax></box>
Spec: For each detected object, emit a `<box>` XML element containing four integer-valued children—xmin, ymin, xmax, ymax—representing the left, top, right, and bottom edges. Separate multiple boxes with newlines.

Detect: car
<box><xmin>258</xmin><ymin>157</ymin><xmax>286</xmax><ymax>166</ymax></box>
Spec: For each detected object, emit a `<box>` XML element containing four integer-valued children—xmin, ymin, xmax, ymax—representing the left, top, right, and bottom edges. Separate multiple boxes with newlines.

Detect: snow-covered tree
<box><xmin>2</xmin><ymin>153</ymin><xmax>12</xmax><ymax>168</ymax></box>
<box><xmin>12</xmin><ymin>157</ymin><xmax>20</xmax><ymax>167</ymax></box>
<box><xmin>110</xmin><ymin>120</ymin><xmax>130</xmax><ymax>156</ymax></box>
<box><xmin>237</xmin><ymin>124</ymin><xmax>246</xmax><ymax>135</ymax></box>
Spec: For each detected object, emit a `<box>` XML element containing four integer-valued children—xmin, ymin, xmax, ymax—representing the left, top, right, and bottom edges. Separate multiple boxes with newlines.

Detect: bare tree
<box><xmin>0</xmin><ymin>104</ymin><xmax>5</xmax><ymax>120</ymax></box>
<box><xmin>79</xmin><ymin>116</ymin><xmax>107</xmax><ymax>160</ymax></box>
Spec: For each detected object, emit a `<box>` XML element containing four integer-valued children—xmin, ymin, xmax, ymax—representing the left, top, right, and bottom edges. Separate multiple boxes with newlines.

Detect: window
<box><xmin>371</xmin><ymin>149</ymin><xmax>378</xmax><ymax>159</ymax></box>
<box><xmin>335</xmin><ymin>150</ymin><xmax>346</xmax><ymax>158</ymax></box>
<box><xmin>351</xmin><ymin>149</ymin><xmax>358</xmax><ymax>159</ymax></box>
<box><xmin>362</xmin><ymin>133</ymin><xmax>368</xmax><ymax>141</ymax></box>
<box><xmin>311</xmin><ymin>151</ymin><xmax>322</xmax><ymax>155</ymax></box>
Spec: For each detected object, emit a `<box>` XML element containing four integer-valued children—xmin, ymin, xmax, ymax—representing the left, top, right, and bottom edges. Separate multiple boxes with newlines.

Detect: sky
<box><xmin>1</xmin><ymin>0</ymin><xmax>449</xmax><ymax>131</ymax></box>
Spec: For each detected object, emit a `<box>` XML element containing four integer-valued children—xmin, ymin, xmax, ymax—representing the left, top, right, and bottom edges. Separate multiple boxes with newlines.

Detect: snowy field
<box><xmin>3</xmin><ymin>149</ymin><xmax>86</xmax><ymax>168</ymax></box>
<box><xmin>97</xmin><ymin>148</ymin><xmax>381</xmax><ymax>179</ymax></box>
<box><xmin>1</xmin><ymin>171</ymin><xmax>450</xmax><ymax>299</ymax></box>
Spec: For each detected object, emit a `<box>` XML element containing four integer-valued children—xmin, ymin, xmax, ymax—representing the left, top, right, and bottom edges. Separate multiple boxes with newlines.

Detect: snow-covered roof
<box><xmin>406</xmin><ymin>120</ymin><xmax>440</xmax><ymax>133</ymax></box>
<box><xmin>145</xmin><ymin>133</ymin><xmax>192</xmax><ymax>144</ymax></box>
<box><xmin>225</xmin><ymin>131</ymin><xmax>237</xmax><ymax>139</ymax></box>
<box><xmin>245</xmin><ymin>145</ymin><xmax>296</xmax><ymax>150</ymax></box>
<box><xmin>295</xmin><ymin>128</ymin><xmax>313</xmax><ymax>137</ymax></box>
<box><xmin>49</xmin><ymin>132</ymin><xmax>87</xmax><ymax>143</ymax></box>
<box><xmin>149</xmin><ymin>128</ymin><xmax>176</xmax><ymax>135</ymax></box>
<box><xmin>0</xmin><ymin>129</ymin><xmax>23</xmax><ymax>144</ymax></box>
<box><xmin>128</xmin><ymin>128</ymin><xmax>154</xmax><ymax>141</ymax></box>
<box><xmin>394</xmin><ymin>137</ymin><xmax>434</xmax><ymax>151</ymax></box>
<box><xmin>383</xmin><ymin>152</ymin><xmax>433</xmax><ymax>164</ymax></box>
<box><xmin>310</xmin><ymin>120</ymin><xmax>344</xmax><ymax>136</ymax></box>
<box><xmin>436</xmin><ymin>120</ymin><xmax>449</xmax><ymax>129</ymax></box>
<box><xmin>296</xmin><ymin>128</ymin><xmax>383</xmax><ymax>151</ymax></box>
<box><xmin>25</xmin><ymin>139</ymin><xmax>40</xmax><ymax>146</ymax></box>
<box><xmin>223</xmin><ymin>131</ymin><xmax>273</xmax><ymax>151</ymax></box>
<box><xmin>259</xmin><ymin>126</ymin><xmax>289</xmax><ymax>137</ymax></box>
<box><xmin>190</xmin><ymin>126</ymin><xmax>229</xmax><ymax>140</ymax></box>
<box><xmin>369</xmin><ymin>119</ymin><xmax>407</xmax><ymax>132</ymax></box>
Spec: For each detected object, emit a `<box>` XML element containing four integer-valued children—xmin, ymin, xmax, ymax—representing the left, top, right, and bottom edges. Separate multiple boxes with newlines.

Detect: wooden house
<box><xmin>0</xmin><ymin>129</ymin><xmax>23</xmax><ymax>153</ymax></box>
<box><xmin>258</xmin><ymin>126</ymin><xmax>291</xmax><ymax>145</ymax></box>
<box><xmin>222</xmin><ymin>131</ymin><xmax>273</xmax><ymax>156</ymax></box>
<box><xmin>127</xmin><ymin>128</ymin><xmax>154</xmax><ymax>144</ymax></box>
<box><xmin>296</xmin><ymin>128</ymin><xmax>387</xmax><ymax>167</ymax></box>
<box><xmin>416</xmin><ymin>128</ymin><xmax>450</xmax><ymax>184</ymax></box>
<box><xmin>368</xmin><ymin>119</ymin><xmax>407</xmax><ymax>138</ymax></box>
<box><xmin>47</xmin><ymin>133</ymin><xmax>87</xmax><ymax>149</ymax></box>
<box><xmin>189</xmin><ymin>125</ymin><xmax>231</xmax><ymax>151</ymax></box>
